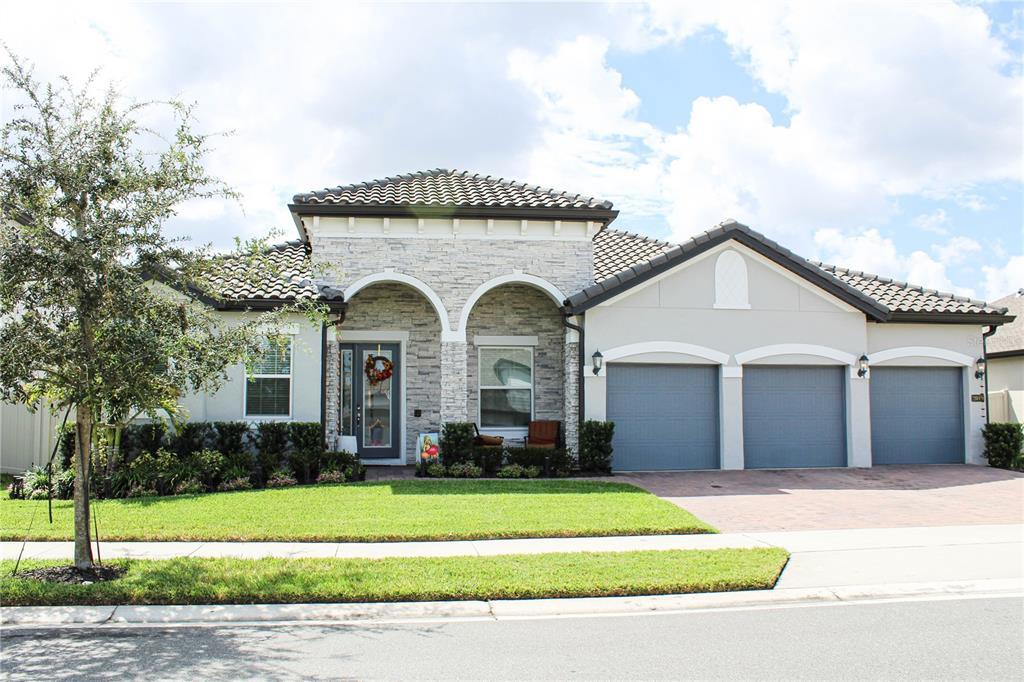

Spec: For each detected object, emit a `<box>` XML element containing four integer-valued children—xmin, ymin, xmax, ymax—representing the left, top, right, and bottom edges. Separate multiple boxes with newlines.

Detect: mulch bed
<box><xmin>14</xmin><ymin>564</ymin><xmax>125</xmax><ymax>584</ymax></box>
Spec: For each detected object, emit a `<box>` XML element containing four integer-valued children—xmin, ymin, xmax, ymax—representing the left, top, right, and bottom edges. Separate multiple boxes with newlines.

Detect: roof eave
<box><xmin>883</xmin><ymin>311</ymin><xmax>1016</xmax><ymax>325</ymax></box>
<box><xmin>288</xmin><ymin>203</ymin><xmax>619</xmax><ymax>226</ymax></box>
<box><xmin>215</xmin><ymin>298</ymin><xmax>347</xmax><ymax>312</ymax></box>
<box><xmin>566</xmin><ymin>225</ymin><xmax>890</xmax><ymax>320</ymax></box>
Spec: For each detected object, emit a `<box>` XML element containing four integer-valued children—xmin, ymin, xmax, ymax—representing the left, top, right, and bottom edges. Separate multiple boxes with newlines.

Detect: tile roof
<box><xmin>210</xmin><ymin>241</ymin><xmax>342</xmax><ymax>305</ymax></box>
<box><xmin>813</xmin><ymin>264</ymin><xmax>1006</xmax><ymax>317</ymax></box>
<box><xmin>988</xmin><ymin>290</ymin><xmax>1024</xmax><ymax>354</ymax></box>
<box><xmin>583</xmin><ymin>222</ymin><xmax>1010</xmax><ymax>321</ymax></box>
<box><xmin>593</xmin><ymin>229</ymin><xmax>677</xmax><ymax>281</ymax></box>
<box><xmin>292</xmin><ymin>168</ymin><xmax>613</xmax><ymax>210</ymax></box>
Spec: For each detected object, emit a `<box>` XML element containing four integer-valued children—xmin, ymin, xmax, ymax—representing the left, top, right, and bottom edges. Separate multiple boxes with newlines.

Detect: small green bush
<box><xmin>579</xmin><ymin>420</ymin><xmax>615</xmax><ymax>473</ymax></box>
<box><xmin>56</xmin><ymin>423</ymin><xmax>76</xmax><ymax>470</ymax></box>
<box><xmin>266</xmin><ymin>468</ymin><xmax>298</xmax><ymax>488</ymax></box>
<box><xmin>316</xmin><ymin>468</ymin><xmax>346</xmax><ymax>484</ymax></box>
<box><xmin>440</xmin><ymin>422</ymin><xmax>475</xmax><ymax>465</ymax></box>
<box><xmin>288</xmin><ymin>422</ymin><xmax>324</xmax><ymax>484</ymax></box>
<box><xmin>425</xmin><ymin>462</ymin><xmax>447</xmax><ymax>478</ymax></box>
<box><xmin>217</xmin><ymin>475</ymin><xmax>253</xmax><ymax>492</ymax></box>
<box><xmin>7</xmin><ymin>478</ymin><xmax>25</xmax><ymax>500</ymax></box>
<box><xmin>173</xmin><ymin>478</ymin><xmax>204</xmax><ymax>496</ymax></box>
<box><xmin>193</xmin><ymin>449</ymin><xmax>228</xmax><ymax>491</ymax></box>
<box><xmin>504</xmin><ymin>447</ymin><xmax>571</xmax><ymax>476</ymax></box>
<box><xmin>496</xmin><ymin>464</ymin><xmax>526</xmax><ymax>479</ymax></box>
<box><xmin>322</xmin><ymin>451</ymin><xmax>365</xmax><ymax>482</ymax></box>
<box><xmin>213</xmin><ymin>421</ymin><xmax>250</xmax><ymax>455</ymax></box>
<box><xmin>447</xmin><ymin>462</ymin><xmax>483</xmax><ymax>478</ymax></box>
<box><xmin>983</xmin><ymin>422</ymin><xmax>1024</xmax><ymax>470</ymax></box>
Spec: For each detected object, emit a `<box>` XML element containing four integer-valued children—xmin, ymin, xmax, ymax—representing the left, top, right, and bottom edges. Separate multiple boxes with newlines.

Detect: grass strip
<box><xmin>0</xmin><ymin>548</ymin><xmax>788</xmax><ymax>606</ymax></box>
<box><xmin>0</xmin><ymin>480</ymin><xmax>714</xmax><ymax>542</ymax></box>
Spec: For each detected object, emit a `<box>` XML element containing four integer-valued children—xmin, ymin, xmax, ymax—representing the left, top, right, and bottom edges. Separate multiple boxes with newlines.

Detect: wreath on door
<box><xmin>364</xmin><ymin>354</ymin><xmax>394</xmax><ymax>385</ymax></box>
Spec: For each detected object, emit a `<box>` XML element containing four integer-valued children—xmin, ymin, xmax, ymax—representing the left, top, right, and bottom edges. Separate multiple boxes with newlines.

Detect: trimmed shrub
<box><xmin>54</xmin><ymin>468</ymin><xmax>75</xmax><ymax>500</ymax></box>
<box><xmin>322</xmin><ymin>451</ymin><xmax>365</xmax><ymax>482</ymax></box>
<box><xmin>255</xmin><ymin>422</ymin><xmax>289</xmax><ymax>481</ymax></box>
<box><xmin>425</xmin><ymin>462</ymin><xmax>447</xmax><ymax>478</ymax></box>
<box><xmin>983</xmin><ymin>422</ymin><xmax>1024</xmax><ymax>470</ymax></box>
<box><xmin>504</xmin><ymin>447</ymin><xmax>571</xmax><ymax>476</ymax></box>
<box><xmin>213</xmin><ymin>421</ymin><xmax>250</xmax><ymax>455</ymax></box>
<box><xmin>193</xmin><ymin>449</ymin><xmax>228</xmax><ymax>491</ymax></box>
<box><xmin>136</xmin><ymin>422</ymin><xmax>168</xmax><ymax>456</ymax></box>
<box><xmin>172</xmin><ymin>422</ymin><xmax>213</xmax><ymax>457</ymax></box>
<box><xmin>579</xmin><ymin>420</ymin><xmax>615</xmax><ymax>473</ymax></box>
<box><xmin>218</xmin><ymin>474</ymin><xmax>253</xmax><ymax>492</ymax></box>
<box><xmin>472</xmin><ymin>446</ymin><xmax>503</xmax><ymax>476</ymax></box>
<box><xmin>289</xmin><ymin>422</ymin><xmax>324</xmax><ymax>483</ymax></box>
<box><xmin>447</xmin><ymin>462</ymin><xmax>482</xmax><ymax>478</ymax></box>
<box><xmin>440</xmin><ymin>422</ymin><xmax>475</xmax><ymax>465</ymax></box>
<box><xmin>56</xmin><ymin>423</ymin><xmax>76</xmax><ymax>470</ymax></box>
<box><xmin>7</xmin><ymin>478</ymin><xmax>25</xmax><ymax>500</ymax></box>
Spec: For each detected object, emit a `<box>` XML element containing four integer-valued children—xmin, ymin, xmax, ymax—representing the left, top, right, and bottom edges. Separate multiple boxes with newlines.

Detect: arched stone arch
<box><xmin>455</xmin><ymin>273</ymin><xmax>567</xmax><ymax>343</ymax></box>
<box><xmin>343</xmin><ymin>272</ymin><xmax>456</xmax><ymax>341</ymax></box>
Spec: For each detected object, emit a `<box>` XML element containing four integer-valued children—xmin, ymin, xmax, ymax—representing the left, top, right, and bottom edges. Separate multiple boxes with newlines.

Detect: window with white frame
<box><xmin>479</xmin><ymin>347</ymin><xmax>533</xmax><ymax>428</ymax></box>
<box><xmin>245</xmin><ymin>337</ymin><xmax>293</xmax><ymax>417</ymax></box>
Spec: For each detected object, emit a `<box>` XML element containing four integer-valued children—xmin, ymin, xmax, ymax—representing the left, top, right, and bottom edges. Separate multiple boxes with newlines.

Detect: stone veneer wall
<box><xmin>563</xmin><ymin>340</ymin><xmax>579</xmax><ymax>455</ymax></box>
<box><xmin>311</xmin><ymin>237</ymin><xmax>593</xmax><ymax>330</ymax></box>
<box><xmin>328</xmin><ymin>283</ymin><xmax>442</xmax><ymax>463</ymax></box>
<box><xmin>465</xmin><ymin>284</ymin><xmax>564</xmax><ymax>428</ymax></box>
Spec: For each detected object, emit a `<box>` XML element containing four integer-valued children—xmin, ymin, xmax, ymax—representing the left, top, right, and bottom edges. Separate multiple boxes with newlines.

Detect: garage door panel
<box><xmin>870</xmin><ymin>367</ymin><xmax>963</xmax><ymax>465</ymax></box>
<box><xmin>743</xmin><ymin>366</ymin><xmax>846</xmax><ymax>469</ymax></box>
<box><xmin>607</xmin><ymin>364</ymin><xmax>719</xmax><ymax>471</ymax></box>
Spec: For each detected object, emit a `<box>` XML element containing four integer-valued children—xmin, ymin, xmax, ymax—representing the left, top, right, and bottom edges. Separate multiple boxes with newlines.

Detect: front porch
<box><xmin>324</xmin><ymin>280</ymin><xmax>579</xmax><ymax>464</ymax></box>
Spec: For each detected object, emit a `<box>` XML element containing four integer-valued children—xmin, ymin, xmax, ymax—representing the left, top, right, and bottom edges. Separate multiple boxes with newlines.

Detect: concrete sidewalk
<box><xmin>4</xmin><ymin>524</ymin><xmax>1021</xmax><ymax>590</ymax></box>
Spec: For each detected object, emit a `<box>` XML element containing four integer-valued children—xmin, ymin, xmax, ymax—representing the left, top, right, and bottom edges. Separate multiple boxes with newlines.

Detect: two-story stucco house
<box><xmin>182</xmin><ymin>168</ymin><xmax>1014</xmax><ymax>471</ymax></box>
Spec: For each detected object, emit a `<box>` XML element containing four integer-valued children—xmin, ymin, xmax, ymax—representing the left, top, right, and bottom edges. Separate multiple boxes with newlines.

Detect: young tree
<box><xmin>0</xmin><ymin>54</ymin><xmax>323</xmax><ymax>569</ymax></box>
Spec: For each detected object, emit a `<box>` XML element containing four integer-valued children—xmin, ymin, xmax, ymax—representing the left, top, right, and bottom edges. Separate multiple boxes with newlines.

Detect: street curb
<box><xmin>2</xmin><ymin>579</ymin><xmax>1019</xmax><ymax>627</ymax></box>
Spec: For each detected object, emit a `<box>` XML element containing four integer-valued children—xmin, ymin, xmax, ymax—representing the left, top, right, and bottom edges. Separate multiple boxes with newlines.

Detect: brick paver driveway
<box><xmin>618</xmin><ymin>465</ymin><xmax>1024</xmax><ymax>532</ymax></box>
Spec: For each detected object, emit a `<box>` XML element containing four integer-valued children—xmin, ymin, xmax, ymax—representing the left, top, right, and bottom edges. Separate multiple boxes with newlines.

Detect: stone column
<box><xmin>440</xmin><ymin>340</ymin><xmax>468</xmax><ymax>423</ymax></box>
<box><xmin>323</xmin><ymin>334</ymin><xmax>341</xmax><ymax>451</ymax></box>
<box><xmin>563</xmin><ymin>336</ymin><xmax>580</xmax><ymax>457</ymax></box>
<box><xmin>720</xmin><ymin>367</ymin><xmax>744</xmax><ymax>470</ymax></box>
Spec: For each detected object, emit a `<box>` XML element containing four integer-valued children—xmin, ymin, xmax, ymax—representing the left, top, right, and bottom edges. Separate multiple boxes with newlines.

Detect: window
<box><xmin>245</xmin><ymin>337</ymin><xmax>292</xmax><ymax>417</ymax></box>
<box><xmin>479</xmin><ymin>347</ymin><xmax>533</xmax><ymax>428</ymax></box>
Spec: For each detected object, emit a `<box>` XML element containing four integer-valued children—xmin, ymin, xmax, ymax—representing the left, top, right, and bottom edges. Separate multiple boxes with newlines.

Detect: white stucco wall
<box><xmin>583</xmin><ymin>239</ymin><xmax>988</xmax><ymax>468</ymax></box>
<box><xmin>1</xmin><ymin>401</ymin><xmax>60</xmax><ymax>473</ymax></box>
<box><xmin>988</xmin><ymin>356</ymin><xmax>1024</xmax><ymax>423</ymax></box>
<box><xmin>178</xmin><ymin>312</ymin><xmax>324</xmax><ymax>424</ymax></box>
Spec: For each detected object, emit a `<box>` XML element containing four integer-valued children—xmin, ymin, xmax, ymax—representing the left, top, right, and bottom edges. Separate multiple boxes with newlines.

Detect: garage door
<box><xmin>743</xmin><ymin>366</ymin><xmax>847</xmax><ymax>468</ymax></box>
<box><xmin>870</xmin><ymin>367</ymin><xmax>964</xmax><ymax>464</ymax></box>
<box><xmin>606</xmin><ymin>364</ymin><xmax>719</xmax><ymax>471</ymax></box>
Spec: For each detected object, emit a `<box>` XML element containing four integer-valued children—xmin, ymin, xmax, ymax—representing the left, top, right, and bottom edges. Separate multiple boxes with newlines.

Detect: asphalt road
<box><xmin>2</xmin><ymin>596</ymin><xmax>1021</xmax><ymax>680</ymax></box>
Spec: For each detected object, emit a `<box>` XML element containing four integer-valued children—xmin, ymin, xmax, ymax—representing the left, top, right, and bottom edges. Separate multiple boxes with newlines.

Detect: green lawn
<box><xmin>0</xmin><ymin>480</ymin><xmax>714</xmax><ymax>542</ymax></box>
<box><xmin>0</xmin><ymin>548</ymin><xmax>788</xmax><ymax>606</ymax></box>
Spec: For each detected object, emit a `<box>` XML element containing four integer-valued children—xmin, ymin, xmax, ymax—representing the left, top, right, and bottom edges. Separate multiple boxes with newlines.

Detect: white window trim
<box><xmin>243</xmin><ymin>336</ymin><xmax>294</xmax><ymax>420</ymax></box>
<box><xmin>478</xmin><ymin>346</ymin><xmax>535</xmax><ymax>431</ymax></box>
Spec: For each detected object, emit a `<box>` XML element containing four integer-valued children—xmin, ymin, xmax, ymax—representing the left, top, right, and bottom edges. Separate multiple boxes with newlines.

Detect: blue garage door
<box><xmin>870</xmin><ymin>367</ymin><xmax>964</xmax><ymax>464</ymax></box>
<box><xmin>743</xmin><ymin>366</ymin><xmax>847</xmax><ymax>469</ymax></box>
<box><xmin>606</xmin><ymin>364</ymin><xmax>720</xmax><ymax>471</ymax></box>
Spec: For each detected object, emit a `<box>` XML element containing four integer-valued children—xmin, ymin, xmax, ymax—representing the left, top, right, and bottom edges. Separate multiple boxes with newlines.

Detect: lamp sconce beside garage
<box><xmin>975</xmin><ymin>357</ymin><xmax>987</xmax><ymax>380</ymax></box>
<box><xmin>592</xmin><ymin>350</ymin><xmax>604</xmax><ymax>375</ymax></box>
<box><xmin>857</xmin><ymin>354</ymin><xmax>870</xmax><ymax>378</ymax></box>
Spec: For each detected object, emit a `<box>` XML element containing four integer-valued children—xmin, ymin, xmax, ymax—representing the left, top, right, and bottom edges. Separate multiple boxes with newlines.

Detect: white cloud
<box><xmin>982</xmin><ymin>255</ymin><xmax>1024</xmax><ymax>300</ymax></box>
<box><xmin>631</xmin><ymin>1</ymin><xmax>1022</xmax><ymax>244</ymax></box>
<box><xmin>814</xmin><ymin>228</ymin><xmax>976</xmax><ymax>297</ymax></box>
<box><xmin>912</xmin><ymin>209</ymin><xmax>951</xmax><ymax>235</ymax></box>
<box><xmin>932</xmin><ymin>235</ymin><xmax>982</xmax><ymax>266</ymax></box>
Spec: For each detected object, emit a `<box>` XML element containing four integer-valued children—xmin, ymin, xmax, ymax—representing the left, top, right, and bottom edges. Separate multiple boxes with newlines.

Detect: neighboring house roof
<box><xmin>988</xmin><ymin>290</ymin><xmax>1024</xmax><ymax>356</ymax></box>
<box><xmin>288</xmin><ymin>168</ymin><xmax>618</xmax><ymax>225</ymax></box>
<box><xmin>208</xmin><ymin>241</ymin><xmax>344</xmax><ymax>310</ymax></box>
<box><xmin>579</xmin><ymin>221</ymin><xmax>1011</xmax><ymax>324</ymax></box>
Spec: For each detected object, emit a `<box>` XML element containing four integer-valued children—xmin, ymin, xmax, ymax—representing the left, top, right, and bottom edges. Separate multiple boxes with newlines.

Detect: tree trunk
<box><xmin>73</xmin><ymin>403</ymin><xmax>94</xmax><ymax>569</ymax></box>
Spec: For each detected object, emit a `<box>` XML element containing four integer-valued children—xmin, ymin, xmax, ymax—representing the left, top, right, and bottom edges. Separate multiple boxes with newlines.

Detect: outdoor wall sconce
<box><xmin>975</xmin><ymin>357</ymin><xmax>987</xmax><ymax>380</ymax></box>
<box><xmin>857</xmin><ymin>354</ymin><xmax>869</xmax><ymax>378</ymax></box>
<box><xmin>592</xmin><ymin>350</ymin><xmax>604</xmax><ymax>375</ymax></box>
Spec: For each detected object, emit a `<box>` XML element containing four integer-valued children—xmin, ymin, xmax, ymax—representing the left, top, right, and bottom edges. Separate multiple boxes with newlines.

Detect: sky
<box><xmin>2</xmin><ymin>0</ymin><xmax>1022</xmax><ymax>301</ymax></box>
